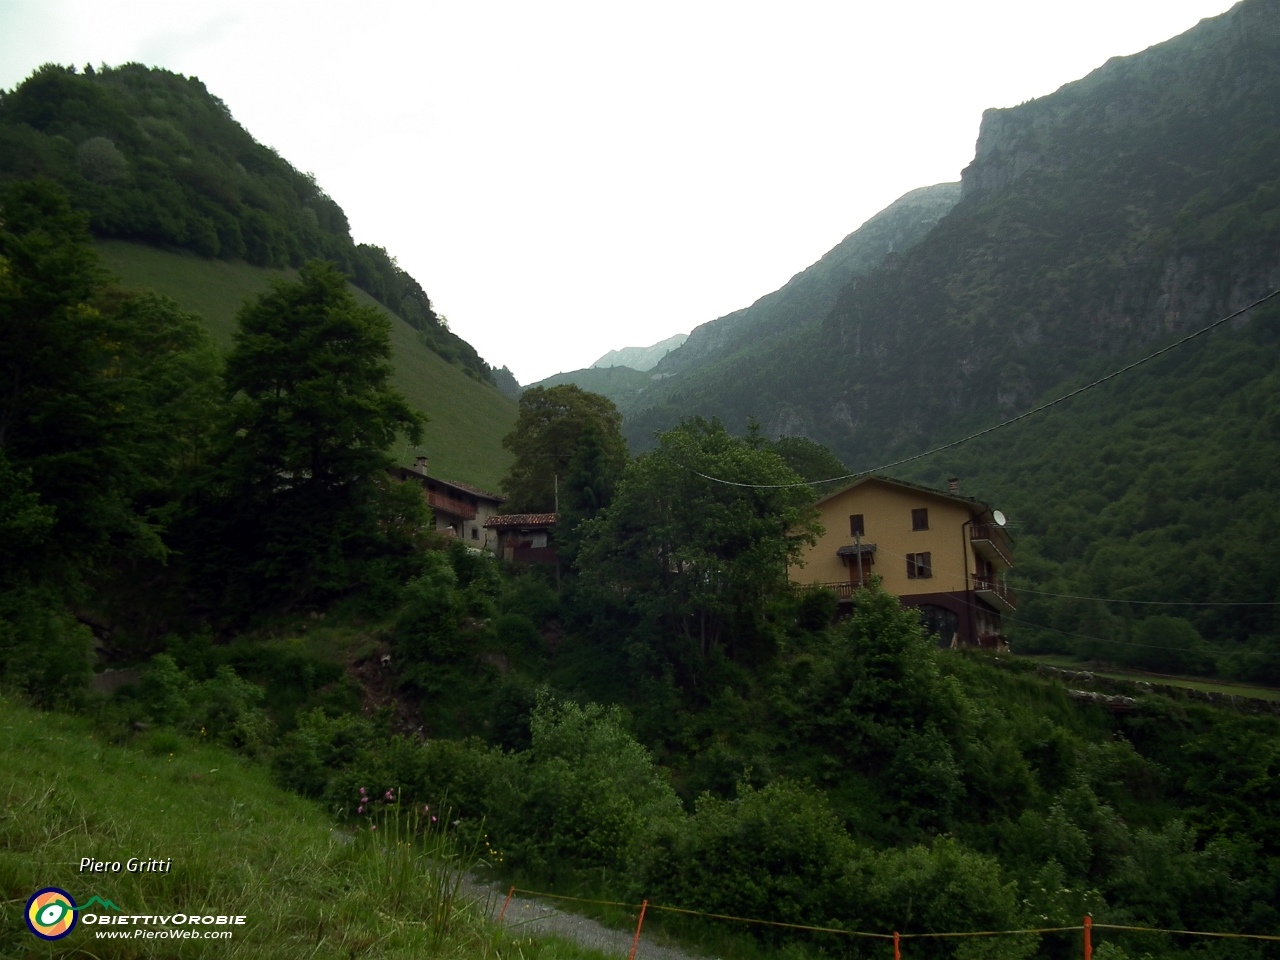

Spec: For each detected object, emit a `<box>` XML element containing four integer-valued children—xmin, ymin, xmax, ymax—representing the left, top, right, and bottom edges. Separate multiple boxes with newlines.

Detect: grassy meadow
<box><xmin>95</xmin><ymin>241</ymin><xmax>516</xmax><ymax>491</ymax></box>
<box><xmin>0</xmin><ymin>695</ymin><xmax>609</xmax><ymax>960</ymax></box>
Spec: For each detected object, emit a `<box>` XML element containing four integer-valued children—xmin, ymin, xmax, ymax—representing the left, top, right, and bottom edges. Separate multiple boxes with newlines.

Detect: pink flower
<box><xmin>371</xmin><ymin>825</ymin><xmax>377</xmax><ymax>831</ymax></box>
<box><xmin>360</xmin><ymin>787</ymin><xmax>367</xmax><ymax>795</ymax></box>
<box><xmin>358</xmin><ymin>805</ymin><xmax>364</xmax><ymax>814</ymax></box>
<box><xmin>423</xmin><ymin>805</ymin><xmax>429</xmax><ymax>814</ymax></box>
<box><xmin>385</xmin><ymin>790</ymin><xmax>394</xmax><ymax>800</ymax></box>
<box><xmin>431</xmin><ymin>816</ymin><xmax>437</xmax><ymax>822</ymax></box>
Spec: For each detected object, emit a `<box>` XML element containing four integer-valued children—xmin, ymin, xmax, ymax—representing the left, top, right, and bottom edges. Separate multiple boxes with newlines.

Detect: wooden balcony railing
<box><xmin>427</xmin><ymin>490</ymin><xmax>476</xmax><ymax>520</ymax></box>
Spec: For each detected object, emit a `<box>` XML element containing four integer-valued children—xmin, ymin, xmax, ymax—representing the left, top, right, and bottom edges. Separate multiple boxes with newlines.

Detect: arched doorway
<box><xmin>917</xmin><ymin>604</ymin><xmax>960</xmax><ymax>649</ymax></box>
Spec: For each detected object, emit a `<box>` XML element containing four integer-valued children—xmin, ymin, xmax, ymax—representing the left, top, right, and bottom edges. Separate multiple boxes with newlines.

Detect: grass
<box><xmin>95</xmin><ymin>240</ymin><xmax>516</xmax><ymax>492</ymax></box>
<box><xmin>1015</xmin><ymin>653</ymin><xmax>1280</xmax><ymax>702</ymax></box>
<box><xmin>0</xmin><ymin>696</ymin><xmax>611</xmax><ymax>960</ymax></box>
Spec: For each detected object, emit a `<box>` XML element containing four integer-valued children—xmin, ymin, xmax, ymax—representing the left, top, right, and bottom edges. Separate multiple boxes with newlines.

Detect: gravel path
<box><xmin>468</xmin><ymin>878</ymin><xmax>704</xmax><ymax>960</ymax></box>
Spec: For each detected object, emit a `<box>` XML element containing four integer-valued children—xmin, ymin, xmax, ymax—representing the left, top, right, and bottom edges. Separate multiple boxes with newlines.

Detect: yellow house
<box><xmin>793</xmin><ymin>475</ymin><xmax>1014</xmax><ymax>649</ymax></box>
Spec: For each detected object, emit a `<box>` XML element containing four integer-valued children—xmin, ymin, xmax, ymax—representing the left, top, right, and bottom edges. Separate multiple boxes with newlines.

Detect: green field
<box><xmin>0</xmin><ymin>696</ymin><xmax>608</xmax><ymax>960</ymax></box>
<box><xmin>96</xmin><ymin>241</ymin><xmax>516</xmax><ymax>492</ymax></box>
<box><xmin>1016</xmin><ymin>653</ymin><xmax>1280</xmax><ymax>702</ymax></box>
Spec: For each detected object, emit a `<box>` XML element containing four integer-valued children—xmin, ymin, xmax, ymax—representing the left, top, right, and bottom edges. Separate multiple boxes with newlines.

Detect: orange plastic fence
<box><xmin>500</xmin><ymin>886</ymin><xmax>1280</xmax><ymax>949</ymax></box>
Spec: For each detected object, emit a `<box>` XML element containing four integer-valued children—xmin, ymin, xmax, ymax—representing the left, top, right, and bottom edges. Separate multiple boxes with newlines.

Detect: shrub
<box><xmin>636</xmin><ymin>778</ymin><xmax>860</xmax><ymax>930</ymax></box>
<box><xmin>489</xmin><ymin>695</ymin><xmax>682</xmax><ymax>878</ymax></box>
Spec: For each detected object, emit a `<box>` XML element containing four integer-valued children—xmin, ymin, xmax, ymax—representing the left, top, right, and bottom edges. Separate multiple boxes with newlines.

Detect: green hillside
<box><xmin>526</xmin><ymin>365</ymin><xmax>658</xmax><ymax>414</ymax></box>
<box><xmin>98</xmin><ymin>240</ymin><xmax>515</xmax><ymax>491</ymax></box>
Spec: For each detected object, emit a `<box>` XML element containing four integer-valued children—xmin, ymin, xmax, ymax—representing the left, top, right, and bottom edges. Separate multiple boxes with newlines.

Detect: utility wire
<box><xmin>692</xmin><ymin>286</ymin><xmax>1280</xmax><ymax>489</ymax></box>
<box><xmin>1009</xmin><ymin>583</ymin><xmax>1280</xmax><ymax>607</ymax></box>
<box><xmin>823</xmin><ymin>544</ymin><xmax>1234</xmax><ymax>652</ymax></box>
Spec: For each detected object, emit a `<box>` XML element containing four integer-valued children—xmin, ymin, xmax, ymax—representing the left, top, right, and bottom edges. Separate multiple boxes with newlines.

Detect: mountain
<box><xmin>628</xmin><ymin>0</ymin><xmax>1280</xmax><ymax>456</ymax></box>
<box><xmin>647</xmin><ymin>181</ymin><xmax>963</xmax><ymax>382</ymax></box>
<box><xmin>591</xmin><ymin>333</ymin><xmax>689</xmax><ymax>371</ymax></box>
<box><xmin>523</xmin><ymin>365</ymin><xmax>657</xmax><ymax>411</ymax></box>
<box><xmin>0</xmin><ymin>62</ymin><xmax>501</xmax><ymax>387</ymax></box>
<box><xmin>624</xmin><ymin>0</ymin><xmax>1280</xmax><ymax>662</ymax></box>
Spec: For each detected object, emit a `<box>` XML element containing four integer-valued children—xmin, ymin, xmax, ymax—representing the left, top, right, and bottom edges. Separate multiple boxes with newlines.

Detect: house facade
<box><xmin>392</xmin><ymin>456</ymin><xmax>506</xmax><ymax>550</ymax></box>
<box><xmin>483</xmin><ymin>513</ymin><xmax>559</xmax><ymax>565</ymax></box>
<box><xmin>793</xmin><ymin>475</ymin><xmax>1014</xmax><ymax>649</ymax></box>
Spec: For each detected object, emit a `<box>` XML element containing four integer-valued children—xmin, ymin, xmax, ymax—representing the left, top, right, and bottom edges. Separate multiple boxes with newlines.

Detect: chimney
<box><xmin>948</xmin><ymin>477</ymin><xmax>959</xmax><ymax>495</ymax></box>
<box><xmin>414</xmin><ymin>456</ymin><xmax>429</xmax><ymax>476</ymax></box>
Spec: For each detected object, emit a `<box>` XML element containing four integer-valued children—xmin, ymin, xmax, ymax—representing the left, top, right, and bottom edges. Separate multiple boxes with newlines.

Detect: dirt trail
<box><xmin>469</xmin><ymin>879</ymin><xmax>704</xmax><ymax>960</ymax></box>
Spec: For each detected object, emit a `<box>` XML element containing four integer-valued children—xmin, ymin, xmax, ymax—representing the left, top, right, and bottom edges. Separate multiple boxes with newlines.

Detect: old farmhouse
<box><xmin>392</xmin><ymin>456</ymin><xmax>506</xmax><ymax>550</ymax></box>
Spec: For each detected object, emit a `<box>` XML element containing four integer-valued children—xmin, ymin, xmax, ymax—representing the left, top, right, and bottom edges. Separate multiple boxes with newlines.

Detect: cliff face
<box><xmin>625</xmin><ymin>0</ymin><xmax>1280</xmax><ymax>459</ymax></box>
<box><xmin>961</xmin><ymin>0</ymin><xmax>1279</xmax><ymax>201</ymax></box>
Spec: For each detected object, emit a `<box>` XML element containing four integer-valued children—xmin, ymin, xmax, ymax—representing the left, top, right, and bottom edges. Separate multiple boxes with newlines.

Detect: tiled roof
<box><xmin>483</xmin><ymin>513</ymin><xmax>559</xmax><ymax>529</ymax></box>
<box><xmin>437</xmin><ymin>477</ymin><xmax>505</xmax><ymax>502</ymax></box>
<box><xmin>391</xmin><ymin>467</ymin><xmax>505</xmax><ymax>503</ymax></box>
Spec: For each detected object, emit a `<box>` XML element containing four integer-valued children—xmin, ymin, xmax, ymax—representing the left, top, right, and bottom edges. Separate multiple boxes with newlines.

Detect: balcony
<box><xmin>970</xmin><ymin>523</ymin><xmax>1013</xmax><ymax>569</ymax></box>
<box><xmin>427</xmin><ymin>490</ymin><xmax>476</xmax><ymax>520</ymax></box>
<box><xmin>972</xmin><ymin>575</ymin><xmax>1016</xmax><ymax>612</ymax></box>
<box><xmin>793</xmin><ymin>581</ymin><xmax>858</xmax><ymax>601</ymax></box>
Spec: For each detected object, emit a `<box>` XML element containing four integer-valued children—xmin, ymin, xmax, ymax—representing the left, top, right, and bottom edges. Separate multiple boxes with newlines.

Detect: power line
<box><xmin>842</xmin><ymin>540</ymin><xmax>1280</xmax><ymax>612</ymax></box>
<box><xmin>1010</xmin><ymin>583</ymin><xmax>1280</xmax><ymax>607</ymax></box>
<box><xmin>692</xmin><ymin>286</ymin><xmax>1280</xmax><ymax>490</ymax></box>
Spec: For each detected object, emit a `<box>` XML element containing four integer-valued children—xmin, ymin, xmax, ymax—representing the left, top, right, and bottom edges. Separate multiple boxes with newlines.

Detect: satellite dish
<box><xmin>992</xmin><ymin>510</ymin><xmax>1007</xmax><ymax>527</ymax></box>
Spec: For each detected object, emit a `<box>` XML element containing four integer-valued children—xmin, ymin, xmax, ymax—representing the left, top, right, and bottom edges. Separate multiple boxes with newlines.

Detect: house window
<box><xmin>471</xmin><ymin>527</ymin><xmax>479</xmax><ymax>540</ymax></box>
<box><xmin>907</xmin><ymin>552</ymin><xmax>932</xmax><ymax>579</ymax></box>
<box><xmin>849</xmin><ymin>514</ymin><xmax>865</xmax><ymax>537</ymax></box>
<box><xmin>912</xmin><ymin>508</ymin><xmax>929</xmax><ymax>531</ymax></box>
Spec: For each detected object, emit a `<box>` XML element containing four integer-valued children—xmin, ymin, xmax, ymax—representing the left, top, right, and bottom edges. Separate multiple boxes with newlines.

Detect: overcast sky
<box><xmin>0</xmin><ymin>0</ymin><xmax>1236</xmax><ymax>383</ymax></box>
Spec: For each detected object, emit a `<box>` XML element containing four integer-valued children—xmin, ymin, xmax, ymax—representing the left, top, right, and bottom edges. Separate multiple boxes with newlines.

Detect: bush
<box><xmin>0</xmin><ymin>587</ymin><xmax>93</xmax><ymax>704</ymax></box>
<box><xmin>135</xmin><ymin>654</ymin><xmax>272</xmax><ymax>752</ymax></box>
<box><xmin>636</xmin><ymin>778</ymin><xmax>860</xmax><ymax>931</ymax></box>
<box><xmin>488</xmin><ymin>695</ymin><xmax>682</xmax><ymax>878</ymax></box>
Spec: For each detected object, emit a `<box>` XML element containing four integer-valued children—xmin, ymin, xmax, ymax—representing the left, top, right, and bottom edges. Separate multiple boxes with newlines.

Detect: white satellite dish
<box><xmin>992</xmin><ymin>510</ymin><xmax>1007</xmax><ymax>527</ymax></box>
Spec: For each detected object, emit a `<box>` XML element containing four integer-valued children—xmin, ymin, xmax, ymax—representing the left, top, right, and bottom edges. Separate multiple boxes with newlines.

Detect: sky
<box><xmin>0</xmin><ymin>0</ymin><xmax>1238</xmax><ymax>384</ymax></box>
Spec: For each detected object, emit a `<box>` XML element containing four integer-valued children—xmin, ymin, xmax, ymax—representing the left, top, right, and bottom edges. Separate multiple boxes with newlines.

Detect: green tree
<box><xmin>0</xmin><ymin>178</ymin><xmax>147</xmax><ymax>573</ymax></box>
<box><xmin>578</xmin><ymin>418</ymin><xmax>820</xmax><ymax>660</ymax></box>
<box><xmin>500</xmin><ymin>384</ymin><xmax>626</xmax><ymax>513</ymax></box>
<box><xmin>192</xmin><ymin>260</ymin><xmax>427</xmax><ymax>609</ymax></box>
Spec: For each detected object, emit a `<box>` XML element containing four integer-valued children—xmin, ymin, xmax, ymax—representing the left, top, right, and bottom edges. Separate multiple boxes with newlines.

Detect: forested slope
<box><xmin>622</xmin><ymin>0</ymin><xmax>1280</xmax><ymax>668</ymax></box>
<box><xmin>624</xmin><ymin>181</ymin><xmax>961</xmax><ymax>431</ymax></box>
<box><xmin>0</xmin><ymin>62</ymin><xmax>500</xmax><ymax>385</ymax></box>
<box><xmin>631</xmin><ymin>0</ymin><xmax>1280</xmax><ymax>454</ymax></box>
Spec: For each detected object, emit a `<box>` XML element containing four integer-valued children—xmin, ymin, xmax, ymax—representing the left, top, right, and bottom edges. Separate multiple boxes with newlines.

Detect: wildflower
<box><xmin>360</xmin><ymin>786</ymin><xmax>367</xmax><ymax>795</ymax></box>
<box><xmin>431</xmin><ymin>816</ymin><xmax>437</xmax><ymax>822</ymax></box>
<box><xmin>371</xmin><ymin>825</ymin><xmax>377</xmax><ymax>831</ymax></box>
<box><xmin>385</xmin><ymin>789</ymin><xmax>394</xmax><ymax>800</ymax></box>
<box><xmin>423</xmin><ymin>805</ymin><xmax>429</xmax><ymax>814</ymax></box>
<box><xmin>358</xmin><ymin>805</ymin><xmax>364</xmax><ymax>814</ymax></box>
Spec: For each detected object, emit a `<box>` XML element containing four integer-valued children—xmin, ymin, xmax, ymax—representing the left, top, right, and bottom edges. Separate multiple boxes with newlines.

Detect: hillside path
<box><xmin>468</xmin><ymin>878</ymin><xmax>704</xmax><ymax>960</ymax></box>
